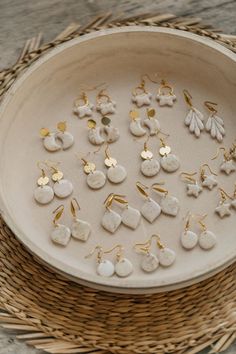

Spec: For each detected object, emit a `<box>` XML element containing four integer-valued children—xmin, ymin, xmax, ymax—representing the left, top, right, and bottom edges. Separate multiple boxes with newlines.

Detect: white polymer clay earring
<box><xmin>158</xmin><ymin>137</ymin><xmax>180</xmax><ymax>173</ymax></box>
<box><xmin>180</xmin><ymin>212</ymin><xmax>199</xmax><ymax>250</ymax></box>
<box><xmin>104</xmin><ymin>244</ymin><xmax>133</xmax><ymax>278</ymax></box>
<box><xmin>56</xmin><ymin>121</ymin><xmax>74</xmax><ymax>150</ymax></box>
<box><xmin>101</xmin><ymin>116</ymin><xmax>120</xmax><ymax>143</ymax></box>
<box><xmin>87</xmin><ymin>119</ymin><xmax>105</xmax><ymax>146</ymax></box>
<box><xmin>111</xmin><ymin>194</ymin><xmax>141</xmax><ymax>230</ymax></box>
<box><xmin>73</xmin><ymin>92</ymin><xmax>94</xmax><ymax>118</ymax></box>
<box><xmin>40</xmin><ymin>127</ymin><xmax>61</xmax><ymax>152</ymax></box>
<box><xmin>85</xmin><ymin>245</ymin><xmax>115</xmax><ymax>277</ymax></box>
<box><xmin>51</xmin><ymin>205</ymin><xmax>71</xmax><ymax>246</ymax></box>
<box><xmin>215</xmin><ymin>188</ymin><xmax>232</xmax><ymax>219</ymax></box>
<box><xmin>211</xmin><ymin>147</ymin><xmax>236</xmax><ymax>175</ymax></box>
<box><xmin>136</xmin><ymin>181</ymin><xmax>161</xmax><ymax>223</ymax></box>
<box><xmin>47</xmin><ymin>161</ymin><xmax>73</xmax><ymax>199</ymax></box>
<box><xmin>81</xmin><ymin>158</ymin><xmax>106</xmax><ymax>190</ymax></box>
<box><xmin>231</xmin><ymin>183</ymin><xmax>236</xmax><ymax>210</ymax></box>
<box><xmin>70</xmin><ymin>198</ymin><xmax>91</xmax><ymax>242</ymax></box>
<box><xmin>129</xmin><ymin>110</ymin><xmax>146</xmax><ymax>137</ymax></box>
<box><xmin>200</xmin><ymin>164</ymin><xmax>218</xmax><ymax>190</ymax></box>
<box><xmin>152</xmin><ymin>183</ymin><xmax>180</xmax><ymax>217</ymax></box>
<box><xmin>140</xmin><ymin>141</ymin><xmax>160</xmax><ymax>177</ymax></box>
<box><xmin>132</xmin><ymin>77</ymin><xmax>152</xmax><ymax>107</ymax></box>
<box><xmin>143</xmin><ymin>108</ymin><xmax>161</xmax><ymax>136</ymax></box>
<box><xmin>104</xmin><ymin>145</ymin><xmax>127</xmax><ymax>184</ymax></box>
<box><xmin>183</xmin><ymin>90</ymin><xmax>204</xmax><ymax>138</ymax></box>
<box><xmin>180</xmin><ymin>172</ymin><xmax>203</xmax><ymax>198</ymax></box>
<box><xmin>156</xmin><ymin>80</ymin><xmax>176</xmax><ymax>107</ymax></box>
<box><xmin>197</xmin><ymin>214</ymin><xmax>217</xmax><ymax>250</ymax></box>
<box><xmin>96</xmin><ymin>89</ymin><xmax>116</xmax><ymax>115</ymax></box>
<box><xmin>101</xmin><ymin>193</ymin><xmax>122</xmax><ymax>234</ymax></box>
<box><xmin>204</xmin><ymin>101</ymin><xmax>225</xmax><ymax>143</ymax></box>
<box><xmin>34</xmin><ymin>162</ymin><xmax>54</xmax><ymax>205</ymax></box>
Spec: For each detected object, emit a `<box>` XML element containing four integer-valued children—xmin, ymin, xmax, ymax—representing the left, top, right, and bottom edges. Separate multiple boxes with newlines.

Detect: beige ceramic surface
<box><xmin>0</xmin><ymin>27</ymin><xmax>235</xmax><ymax>294</ymax></box>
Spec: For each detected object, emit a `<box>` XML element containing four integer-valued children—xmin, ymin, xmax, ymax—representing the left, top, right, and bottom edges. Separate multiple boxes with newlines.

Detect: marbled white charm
<box><xmin>97</xmin><ymin>260</ymin><xmax>115</xmax><ymax>277</ymax></box>
<box><xmin>181</xmin><ymin>230</ymin><xmax>198</xmax><ymax>250</ymax></box>
<box><xmin>129</xmin><ymin>110</ymin><xmax>146</xmax><ymax>137</ymax></box>
<box><xmin>121</xmin><ymin>206</ymin><xmax>141</xmax><ymax>230</ymax></box>
<box><xmin>141</xmin><ymin>198</ymin><xmax>161</xmax><ymax>223</ymax></box>
<box><xmin>102</xmin><ymin>209</ymin><xmax>122</xmax><ymax>233</ymax></box>
<box><xmin>199</xmin><ymin>230</ymin><xmax>216</xmax><ymax>250</ymax></box>
<box><xmin>141</xmin><ymin>253</ymin><xmax>159</xmax><ymax>272</ymax></box>
<box><xmin>51</xmin><ymin>224</ymin><xmax>71</xmax><ymax>247</ymax></box>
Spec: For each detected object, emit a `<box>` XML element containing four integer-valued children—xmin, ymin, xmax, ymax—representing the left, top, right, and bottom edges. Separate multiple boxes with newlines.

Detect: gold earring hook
<box><xmin>200</xmin><ymin>163</ymin><xmax>217</xmax><ymax>181</ymax></box>
<box><xmin>211</xmin><ymin>147</ymin><xmax>230</xmax><ymax>161</ymax></box>
<box><xmin>104</xmin><ymin>244</ymin><xmax>123</xmax><ymax>261</ymax></box>
<box><xmin>136</xmin><ymin>181</ymin><xmax>149</xmax><ymax>198</ymax></box>
<box><xmin>180</xmin><ymin>172</ymin><xmax>197</xmax><ymax>184</ymax></box>
<box><xmin>134</xmin><ymin>239</ymin><xmax>152</xmax><ymax>254</ymax></box>
<box><xmin>218</xmin><ymin>187</ymin><xmax>233</xmax><ymax>202</ymax></box>
<box><xmin>183</xmin><ymin>89</ymin><xmax>193</xmax><ymax>107</ymax></box>
<box><xmin>104</xmin><ymin>193</ymin><xmax>115</xmax><ymax>210</ymax></box>
<box><xmin>151</xmin><ymin>182</ymin><xmax>168</xmax><ymax>196</ymax></box>
<box><xmin>85</xmin><ymin>245</ymin><xmax>103</xmax><ymax>263</ymax></box>
<box><xmin>112</xmin><ymin>194</ymin><xmax>128</xmax><ymax>206</ymax></box>
<box><xmin>52</xmin><ymin>205</ymin><xmax>64</xmax><ymax>226</ymax></box>
<box><xmin>141</xmin><ymin>73</ymin><xmax>159</xmax><ymax>84</ymax></box>
<box><xmin>151</xmin><ymin>234</ymin><xmax>165</xmax><ymax>249</ymax></box>
<box><xmin>183</xmin><ymin>211</ymin><xmax>192</xmax><ymax>231</ymax></box>
<box><xmin>70</xmin><ymin>198</ymin><xmax>80</xmax><ymax>218</ymax></box>
<box><xmin>195</xmin><ymin>214</ymin><xmax>208</xmax><ymax>231</ymax></box>
<box><xmin>204</xmin><ymin>101</ymin><xmax>218</xmax><ymax>114</ymax></box>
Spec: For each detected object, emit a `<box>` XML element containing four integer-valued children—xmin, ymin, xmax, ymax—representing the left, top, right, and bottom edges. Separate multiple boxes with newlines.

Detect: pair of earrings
<box><xmin>215</xmin><ymin>187</ymin><xmax>236</xmax><ymax>218</ymax></box>
<box><xmin>85</xmin><ymin>244</ymin><xmax>133</xmax><ymax>278</ymax></box>
<box><xmin>212</xmin><ymin>147</ymin><xmax>236</xmax><ymax>175</ymax></box>
<box><xmin>180</xmin><ymin>164</ymin><xmax>218</xmax><ymax>198</ymax></box>
<box><xmin>181</xmin><ymin>213</ymin><xmax>216</xmax><ymax>250</ymax></box>
<box><xmin>140</xmin><ymin>136</ymin><xmax>180</xmax><ymax>177</ymax></box>
<box><xmin>132</xmin><ymin>76</ymin><xmax>176</xmax><ymax>107</ymax></box>
<box><xmin>40</xmin><ymin>122</ymin><xmax>74</xmax><ymax>152</ymax></box>
<box><xmin>129</xmin><ymin>108</ymin><xmax>161</xmax><ymax>137</ymax></box>
<box><xmin>51</xmin><ymin>198</ymin><xmax>91</xmax><ymax>246</ymax></box>
<box><xmin>136</xmin><ymin>181</ymin><xmax>180</xmax><ymax>223</ymax></box>
<box><xmin>34</xmin><ymin>161</ymin><xmax>73</xmax><ymax>205</ymax></box>
<box><xmin>183</xmin><ymin>90</ymin><xmax>225</xmax><ymax>142</ymax></box>
<box><xmin>134</xmin><ymin>234</ymin><xmax>176</xmax><ymax>273</ymax></box>
<box><xmin>102</xmin><ymin>194</ymin><xmax>141</xmax><ymax>234</ymax></box>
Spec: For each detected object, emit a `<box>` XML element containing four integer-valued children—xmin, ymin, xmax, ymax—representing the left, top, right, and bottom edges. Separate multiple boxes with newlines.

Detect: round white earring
<box><xmin>104</xmin><ymin>145</ymin><xmax>127</xmax><ymax>184</ymax></box>
<box><xmin>47</xmin><ymin>161</ymin><xmax>73</xmax><ymax>199</ymax></box>
<box><xmin>85</xmin><ymin>246</ymin><xmax>115</xmax><ymax>277</ymax></box>
<box><xmin>140</xmin><ymin>141</ymin><xmax>160</xmax><ymax>177</ymax></box>
<box><xmin>81</xmin><ymin>158</ymin><xmax>106</xmax><ymax>190</ymax></box>
<box><xmin>158</xmin><ymin>137</ymin><xmax>180</xmax><ymax>173</ymax></box>
<box><xmin>34</xmin><ymin>162</ymin><xmax>54</xmax><ymax>205</ymax></box>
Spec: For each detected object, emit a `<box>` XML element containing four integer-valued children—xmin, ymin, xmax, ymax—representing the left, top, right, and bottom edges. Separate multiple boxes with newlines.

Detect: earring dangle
<box><xmin>180</xmin><ymin>172</ymin><xmax>202</xmax><ymax>198</ymax></box>
<box><xmin>136</xmin><ymin>182</ymin><xmax>161</xmax><ymax>223</ymax></box>
<box><xmin>215</xmin><ymin>188</ymin><xmax>232</xmax><ymax>218</ymax></box>
<box><xmin>197</xmin><ymin>215</ymin><xmax>217</xmax><ymax>250</ymax></box>
<box><xmin>143</xmin><ymin>107</ymin><xmax>161</xmax><ymax>135</ymax></box>
<box><xmin>129</xmin><ymin>110</ymin><xmax>146</xmax><ymax>137</ymax></box>
<box><xmin>51</xmin><ymin>205</ymin><xmax>71</xmax><ymax>246</ymax></box>
<box><xmin>132</xmin><ymin>77</ymin><xmax>152</xmax><ymax>107</ymax></box>
<box><xmin>180</xmin><ymin>212</ymin><xmax>198</xmax><ymax>250</ymax></box>
<box><xmin>85</xmin><ymin>246</ymin><xmax>115</xmax><ymax>277</ymax></box>
<box><xmin>200</xmin><ymin>164</ymin><xmax>218</xmax><ymax>190</ymax></box>
<box><xmin>211</xmin><ymin>147</ymin><xmax>235</xmax><ymax>175</ymax></box>
<box><xmin>156</xmin><ymin>80</ymin><xmax>176</xmax><ymax>107</ymax></box>
<box><xmin>158</xmin><ymin>137</ymin><xmax>180</xmax><ymax>173</ymax></box>
<box><xmin>47</xmin><ymin>161</ymin><xmax>73</xmax><ymax>199</ymax></box>
<box><xmin>40</xmin><ymin>128</ymin><xmax>61</xmax><ymax>152</ymax></box>
<box><xmin>81</xmin><ymin>158</ymin><xmax>106</xmax><ymax>190</ymax></box>
<box><xmin>34</xmin><ymin>162</ymin><xmax>54</xmax><ymax>204</ymax></box>
<box><xmin>183</xmin><ymin>90</ymin><xmax>204</xmax><ymax>138</ymax></box>
<box><xmin>70</xmin><ymin>198</ymin><xmax>91</xmax><ymax>242</ymax></box>
<box><xmin>104</xmin><ymin>145</ymin><xmax>127</xmax><ymax>184</ymax></box>
<box><xmin>96</xmin><ymin>89</ymin><xmax>116</xmax><ymax>115</ymax></box>
<box><xmin>101</xmin><ymin>194</ymin><xmax>122</xmax><ymax>234</ymax></box>
<box><xmin>140</xmin><ymin>140</ymin><xmax>160</xmax><ymax>177</ymax></box>
<box><xmin>56</xmin><ymin>121</ymin><xmax>74</xmax><ymax>150</ymax></box>
<box><xmin>111</xmin><ymin>194</ymin><xmax>141</xmax><ymax>230</ymax></box>
<box><xmin>204</xmin><ymin>101</ymin><xmax>225</xmax><ymax>142</ymax></box>
<box><xmin>231</xmin><ymin>184</ymin><xmax>236</xmax><ymax>210</ymax></box>
<box><xmin>73</xmin><ymin>92</ymin><xmax>94</xmax><ymax>118</ymax></box>
<box><xmin>152</xmin><ymin>183</ymin><xmax>180</xmax><ymax>217</ymax></box>
<box><xmin>101</xmin><ymin>116</ymin><xmax>120</xmax><ymax>143</ymax></box>
<box><xmin>87</xmin><ymin>119</ymin><xmax>105</xmax><ymax>145</ymax></box>
<box><xmin>104</xmin><ymin>244</ymin><xmax>133</xmax><ymax>278</ymax></box>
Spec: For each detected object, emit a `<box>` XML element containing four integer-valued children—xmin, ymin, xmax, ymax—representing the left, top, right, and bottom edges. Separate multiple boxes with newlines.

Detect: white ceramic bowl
<box><xmin>0</xmin><ymin>27</ymin><xmax>235</xmax><ymax>294</ymax></box>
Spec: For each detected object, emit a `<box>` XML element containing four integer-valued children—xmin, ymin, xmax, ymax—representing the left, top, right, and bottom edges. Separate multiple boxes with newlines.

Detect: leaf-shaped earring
<box><xmin>180</xmin><ymin>212</ymin><xmax>198</xmax><ymax>250</ymax></box>
<box><xmin>156</xmin><ymin>80</ymin><xmax>176</xmax><ymax>107</ymax></box>
<box><xmin>40</xmin><ymin>128</ymin><xmax>61</xmax><ymax>152</ymax></box>
<box><xmin>140</xmin><ymin>140</ymin><xmax>160</xmax><ymax>177</ymax></box>
<box><xmin>132</xmin><ymin>77</ymin><xmax>152</xmax><ymax>107</ymax></box>
<box><xmin>211</xmin><ymin>147</ymin><xmax>236</xmax><ymax>175</ymax></box>
<box><xmin>200</xmin><ymin>164</ymin><xmax>218</xmax><ymax>190</ymax></box>
<box><xmin>85</xmin><ymin>245</ymin><xmax>115</xmax><ymax>277</ymax></box>
<box><xmin>70</xmin><ymin>198</ymin><xmax>91</xmax><ymax>242</ymax></box>
<box><xmin>129</xmin><ymin>110</ymin><xmax>146</xmax><ymax>137</ymax></box>
<box><xmin>101</xmin><ymin>193</ymin><xmax>122</xmax><ymax>234</ymax></box>
<box><xmin>136</xmin><ymin>182</ymin><xmax>161</xmax><ymax>223</ymax></box>
<box><xmin>143</xmin><ymin>108</ymin><xmax>161</xmax><ymax>135</ymax></box>
<box><xmin>215</xmin><ymin>188</ymin><xmax>232</xmax><ymax>218</ymax></box>
<box><xmin>152</xmin><ymin>183</ymin><xmax>180</xmax><ymax>217</ymax></box>
<box><xmin>73</xmin><ymin>91</ymin><xmax>94</xmax><ymax>118</ymax></box>
<box><xmin>104</xmin><ymin>145</ymin><xmax>127</xmax><ymax>184</ymax></box>
<box><xmin>47</xmin><ymin>161</ymin><xmax>73</xmax><ymax>199</ymax></box>
<box><xmin>87</xmin><ymin>119</ymin><xmax>105</xmax><ymax>146</ymax></box>
<box><xmin>183</xmin><ymin>90</ymin><xmax>204</xmax><ymax>138</ymax></box>
<box><xmin>96</xmin><ymin>89</ymin><xmax>116</xmax><ymax>115</ymax></box>
<box><xmin>158</xmin><ymin>136</ymin><xmax>180</xmax><ymax>173</ymax></box>
<box><xmin>51</xmin><ymin>205</ymin><xmax>71</xmax><ymax>247</ymax></box>
<box><xmin>81</xmin><ymin>157</ymin><xmax>106</xmax><ymax>190</ymax></box>
<box><xmin>34</xmin><ymin>162</ymin><xmax>54</xmax><ymax>205</ymax></box>
<box><xmin>56</xmin><ymin>121</ymin><xmax>74</xmax><ymax>150</ymax></box>
<box><xmin>204</xmin><ymin>101</ymin><xmax>225</xmax><ymax>142</ymax></box>
<box><xmin>111</xmin><ymin>194</ymin><xmax>141</xmax><ymax>230</ymax></box>
<box><xmin>101</xmin><ymin>116</ymin><xmax>120</xmax><ymax>143</ymax></box>
<box><xmin>104</xmin><ymin>244</ymin><xmax>133</xmax><ymax>278</ymax></box>
<box><xmin>180</xmin><ymin>172</ymin><xmax>202</xmax><ymax>198</ymax></box>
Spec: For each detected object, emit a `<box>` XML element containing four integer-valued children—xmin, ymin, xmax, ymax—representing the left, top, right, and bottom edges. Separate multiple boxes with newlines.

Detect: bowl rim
<box><xmin>0</xmin><ymin>26</ymin><xmax>235</xmax><ymax>294</ymax></box>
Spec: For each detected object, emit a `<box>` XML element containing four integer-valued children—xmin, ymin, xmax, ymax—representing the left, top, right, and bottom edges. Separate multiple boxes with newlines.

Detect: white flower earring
<box><xmin>211</xmin><ymin>147</ymin><xmax>235</xmax><ymax>175</ymax></box>
<box><xmin>104</xmin><ymin>244</ymin><xmax>133</xmax><ymax>278</ymax></box>
<box><xmin>140</xmin><ymin>140</ymin><xmax>160</xmax><ymax>177</ymax></box>
<box><xmin>101</xmin><ymin>116</ymin><xmax>120</xmax><ymax>143</ymax></box>
<box><xmin>87</xmin><ymin>119</ymin><xmax>105</xmax><ymax>146</ymax></box>
<box><xmin>101</xmin><ymin>193</ymin><xmax>122</xmax><ymax>234</ymax></box>
<box><xmin>200</xmin><ymin>164</ymin><xmax>218</xmax><ymax>190</ymax></box>
<box><xmin>132</xmin><ymin>76</ymin><xmax>152</xmax><ymax>107</ymax></box>
<box><xmin>156</xmin><ymin>80</ymin><xmax>176</xmax><ymax>107</ymax></box>
<box><xmin>180</xmin><ymin>172</ymin><xmax>203</xmax><ymax>198</ymax></box>
<box><xmin>73</xmin><ymin>91</ymin><xmax>94</xmax><ymax>118</ymax></box>
<box><xmin>129</xmin><ymin>110</ymin><xmax>146</xmax><ymax>137</ymax></box>
<box><xmin>96</xmin><ymin>89</ymin><xmax>116</xmax><ymax>115</ymax></box>
<box><xmin>46</xmin><ymin>161</ymin><xmax>73</xmax><ymax>199</ymax></box>
<box><xmin>85</xmin><ymin>245</ymin><xmax>115</xmax><ymax>277</ymax></box>
<box><xmin>51</xmin><ymin>205</ymin><xmax>71</xmax><ymax>247</ymax></box>
<box><xmin>152</xmin><ymin>183</ymin><xmax>180</xmax><ymax>217</ymax></box>
<box><xmin>158</xmin><ymin>136</ymin><xmax>180</xmax><ymax>173</ymax></box>
<box><xmin>204</xmin><ymin>101</ymin><xmax>225</xmax><ymax>142</ymax></box>
<box><xmin>104</xmin><ymin>145</ymin><xmax>127</xmax><ymax>184</ymax></box>
<box><xmin>81</xmin><ymin>157</ymin><xmax>106</xmax><ymax>190</ymax></box>
<box><xmin>183</xmin><ymin>90</ymin><xmax>204</xmax><ymax>138</ymax></box>
<box><xmin>143</xmin><ymin>108</ymin><xmax>161</xmax><ymax>136</ymax></box>
<box><xmin>70</xmin><ymin>198</ymin><xmax>91</xmax><ymax>242</ymax></box>
<box><xmin>215</xmin><ymin>188</ymin><xmax>232</xmax><ymax>218</ymax></box>
<box><xmin>34</xmin><ymin>162</ymin><xmax>54</xmax><ymax>205</ymax></box>
<box><xmin>136</xmin><ymin>181</ymin><xmax>161</xmax><ymax>223</ymax></box>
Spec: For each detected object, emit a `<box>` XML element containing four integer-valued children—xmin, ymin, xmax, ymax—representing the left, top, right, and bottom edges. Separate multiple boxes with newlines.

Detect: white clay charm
<box><xmin>121</xmin><ymin>205</ymin><xmax>141</xmax><ymax>230</ymax></box>
<box><xmin>215</xmin><ymin>188</ymin><xmax>232</xmax><ymax>218</ymax></box>
<box><xmin>200</xmin><ymin>164</ymin><xmax>218</xmax><ymax>190</ymax></box>
<box><xmin>141</xmin><ymin>198</ymin><xmax>161</xmax><ymax>223</ymax></box>
<box><xmin>220</xmin><ymin>159</ymin><xmax>235</xmax><ymax>175</ymax></box>
<box><xmin>104</xmin><ymin>146</ymin><xmax>127</xmax><ymax>184</ymax></box>
<box><xmin>140</xmin><ymin>142</ymin><xmax>160</xmax><ymax>177</ymax></box>
<box><xmin>183</xmin><ymin>90</ymin><xmax>204</xmax><ymax>138</ymax></box>
<box><xmin>97</xmin><ymin>260</ymin><xmax>115</xmax><ymax>277</ymax></box>
<box><xmin>205</xmin><ymin>101</ymin><xmax>225</xmax><ymax>142</ymax></box>
<box><xmin>115</xmin><ymin>258</ymin><xmax>133</xmax><ymax>277</ymax></box>
<box><xmin>34</xmin><ymin>168</ymin><xmax>54</xmax><ymax>205</ymax></box>
<box><xmin>70</xmin><ymin>198</ymin><xmax>91</xmax><ymax>242</ymax></box>
<box><xmin>102</xmin><ymin>209</ymin><xmax>122</xmax><ymax>233</ymax></box>
<box><xmin>129</xmin><ymin>110</ymin><xmax>146</xmax><ymax>137</ymax></box>
<box><xmin>143</xmin><ymin>108</ymin><xmax>160</xmax><ymax>135</ymax></box>
<box><xmin>199</xmin><ymin>230</ymin><xmax>216</xmax><ymax>250</ymax></box>
<box><xmin>187</xmin><ymin>182</ymin><xmax>202</xmax><ymax>198</ymax></box>
<box><xmin>132</xmin><ymin>79</ymin><xmax>152</xmax><ymax>107</ymax></box>
<box><xmin>102</xmin><ymin>116</ymin><xmax>120</xmax><ymax>143</ymax></box>
<box><xmin>51</xmin><ymin>205</ymin><xmax>71</xmax><ymax>246</ymax></box>
<box><xmin>141</xmin><ymin>253</ymin><xmax>159</xmax><ymax>272</ymax></box>
<box><xmin>181</xmin><ymin>230</ymin><xmax>198</xmax><ymax>250</ymax></box>
<box><xmin>152</xmin><ymin>184</ymin><xmax>180</xmax><ymax>217</ymax></box>
<box><xmin>87</xmin><ymin>119</ymin><xmax>105</xmax><ymax>146</ymax></box>
<box><xmin>158</xmin><ymin>247</ymin><xmax>176</xmax><ymax>267</ymax></box>
<box><xmin>82</xmin><ymin>159</ymin><xmax>106</xmax><ymax>190</ymax></box>
<box><xmin>40</xmin><ymin>128</ymin><xmax>61</xmax><ymax>152</ymax></box>
<box><xmin>96</xmin><ymin>90</ymin><xmax>116</xmax><ymax>115</ymax></box>
<box><xmin>51</xmin><ymin>168</ymin><xmax>73</xmax><ymax>199</ymax></box>
<box><xmin>158</xmin><ymin>140</ymin><xmax>180</xmax><ymax>173</ymax></box>
<box><xmin>156</xmin><ymin>80</ymin><xmax>176</xmax><ymax>107</ymax></box>
<box><xmin>73</xmin><ymin>92</ymin><xmax>93</xmax><ymax>118</ymax></box>
<box><xmin>56</xmin><ymin>122</ymin><xmax>74</xmax><ymax>150</ymax></box>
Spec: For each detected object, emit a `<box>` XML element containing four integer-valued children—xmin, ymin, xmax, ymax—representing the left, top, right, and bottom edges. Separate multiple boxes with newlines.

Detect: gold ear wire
<box><xmin>84</xmin><ymin>245</ymin><xmax>103</xmax><ymax>263</ymax></box>
<box><xmin>218</xmin><ymin>187</ymin><xmax>233</xmax><ymax>201</ymax></box>
<box><xmin>97</xmin><ymin>89</ymin><xmax>111</xmax><ymax>103</ymax></box>
<box><xmin>136</xmin><ymin>181</ymin><xmax>149</xmax><ymax>198</ymax></box>
<box><xmin>200</xmin><ymin>163</ymin><xmax>217</xmax><ymax>181</ymax></box>
<box><xmin>52</xmin><ymin>205</ymin><xmax>64</xmax><ymax>226</ymax></box>
<box><xmin>142</xmin><ymin>73</ymin><xmax>159</xmax><ymax>84</ymax></box>
<box><xmin>150</xmin><ymin>234</ymin><xmax>164</xmax><ymax>249</ymax></box>
<box><xmin>183</xmin><ymin>89</ymin><xmax>193</xmax><ymax>107</ymax></box>
<box><xmin>105</xmin><ymin>143</ymin><xmax>110</xmax><ymax>159</ymax></box>
<box><xmin>134</xmin><ymin>239</ymin><xmax>151</xmax><ymax>254</ymax></box>
<box><xmin>70</xmin><ymin>198</ymin><xmax>80</xmax><ymax>218</ymax></box>
<box><xmin>180</xmin><ymin>172</ymin><xmax>197</xmax><ymax>184</ymax></box>
<box><xmin>151</xmin><ymin>182</ymin><xmax>168</xmax><ymax>195</ymax></box>
<box><xmin>204</xmin><ymin>101</ymin><xmax>218</xmax><ymax>114</ymax></box>
<box><xmin>112</xmin><ymin>194</ymin><xmax>128</xmax><ymax>206</ymax></box>
<box><xmin>183</xmin><ymin>211</ymin><xmax>192</xmax><ymax>231</ymax></box>
<box><xmin>211</xmin><ymin>147</ymin><xmax>228</xmax><ymax>161</ymax></box>
<box><xmin>104</xmin><ymin>244</ymin><xmax>123</xmax><ymax>261</ymax></box>
<box><xmin>104</xmin><ymin>193</ymin><xmax>115</xmax><ymax>209</ymax></box>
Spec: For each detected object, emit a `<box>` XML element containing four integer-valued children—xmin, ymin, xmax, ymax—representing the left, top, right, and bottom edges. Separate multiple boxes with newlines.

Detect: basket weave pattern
<box><xmin>0</xmin><ymin>13</ymin><xmax>236</xmax><ymax>354</ymax></box>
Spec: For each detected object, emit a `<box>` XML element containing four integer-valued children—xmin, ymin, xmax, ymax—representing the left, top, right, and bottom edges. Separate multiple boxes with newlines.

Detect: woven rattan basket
<box><xmin>0</xmin><ymin>13</ymin><xmax>236</xmax><ymax>354</ymax></box>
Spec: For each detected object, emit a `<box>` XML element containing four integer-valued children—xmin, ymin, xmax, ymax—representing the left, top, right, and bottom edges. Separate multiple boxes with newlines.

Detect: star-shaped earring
<box><xmin>74</xmin><ymin>103</ymin><xmax>94</xmax><ymax>118</ymax></box>
<box><xmin>202</xmin><ymin>175</ymin><xmax>218</xmax><ymax>190</ymax></box>
<box><xmin>215</xmin><ymin>202</ymin><xmax>231</xmax><ymax>218</ymax></box>
<box><xmin>156</xmin><ymin>94</ymin><xmax>177</xmax><ymax>107</ymax></box>
<box><xmin>97</xmin><ymin>101</ymin><xmax>116</xmax><ymax>115</ymax></box>
<box><xmin>132</xmin><ymin>92</ymin><xmax>152</xmax><ymax>107</ymax></box>
<box><xmin>220</xmin><ymin>160</ymin><xmax>236</xmax><ymax>175</ymax></box>
<box><xmin>186</xmin><ymin>183</ymin><xmax>203</xmax><ymax>198</ymax></box>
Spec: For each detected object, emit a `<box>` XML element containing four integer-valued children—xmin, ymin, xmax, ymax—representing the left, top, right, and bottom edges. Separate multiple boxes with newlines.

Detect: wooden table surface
<box><xmin>0</xmin><ymin>0</ymin><xmax>236</xmax><ymax>353</ymax></box>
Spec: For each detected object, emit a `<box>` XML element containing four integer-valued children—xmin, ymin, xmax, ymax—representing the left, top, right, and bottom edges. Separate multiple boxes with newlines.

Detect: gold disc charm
<box><xmin>141</xmin><ymin>149</ymin><xmax>153</xmax><ymax>160</ymax></box>
<box><xmin>159</xmin><ymin>145</ymin><xmax>171</xmax><ymax>156</ymax></box>
<box><xmin>37</xmin><ymin>176</ymin><xmax>49</xmax><ymax>186</ymax></box>
<box><xmin>84</xmin><ymin>162</ymin><xmax>96</xmax><ymax>174</ymax></box>
<box><xmin>105</xmin><ymin>157</ymin><xmax>117</xmax><ymax>167</ymax></box>
<box><xmin>52</xmin><ymin>170</ymin><xmax>64</xmax><ymax>182</ymax></box>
